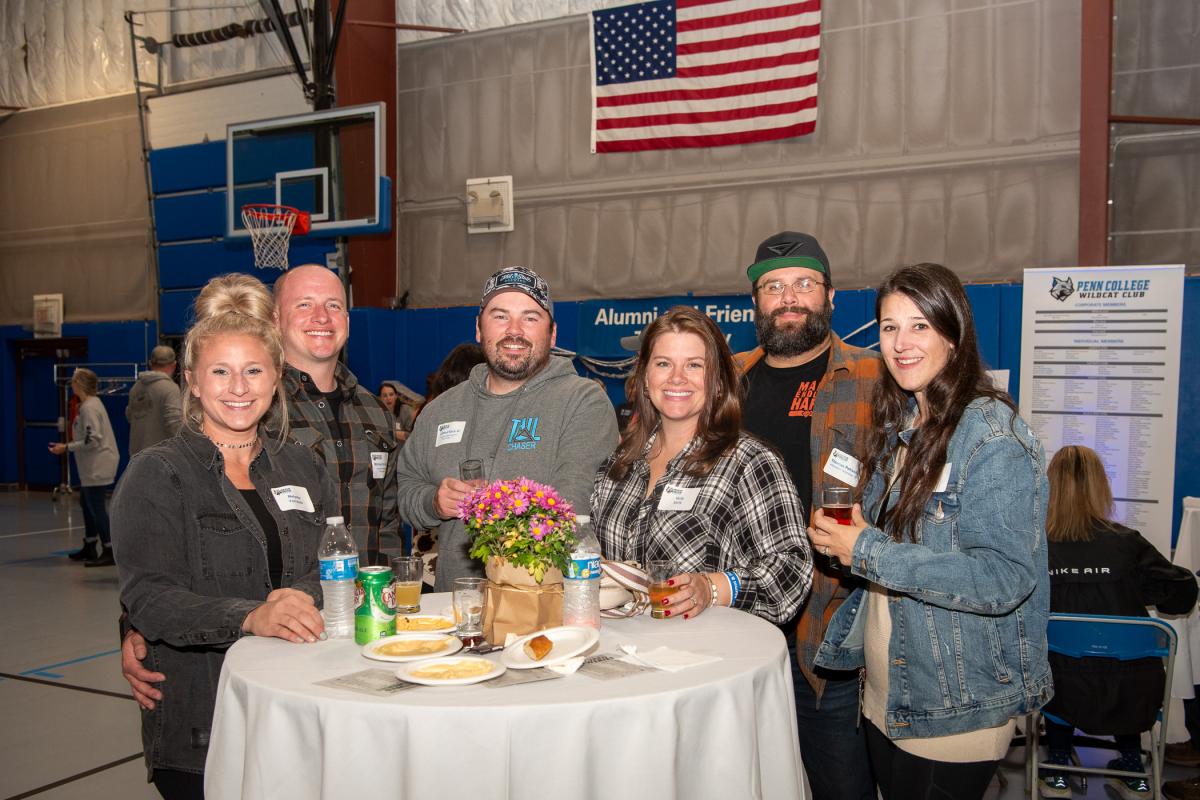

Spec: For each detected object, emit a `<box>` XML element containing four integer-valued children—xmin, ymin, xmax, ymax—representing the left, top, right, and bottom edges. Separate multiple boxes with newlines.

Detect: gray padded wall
<box><xmin>396</xmin><ymin>0</ymin><xmax>1083</xmax><ymax>307</ymax></box>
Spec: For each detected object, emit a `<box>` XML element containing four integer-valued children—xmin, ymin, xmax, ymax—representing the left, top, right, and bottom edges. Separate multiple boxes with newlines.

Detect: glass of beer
<box><xmin>647</xmin><ymin>560</ymin><xmax>680</xmax><ymax>620</ymax></box>
<box><xmin>390</xmin><ymin>555</ymin><xmax>424</xmax><ymax>614</ymax></box>
<box><xmin>822</xmin><ymin>486</ymin><xmax>853</xmax><ymax>524</ymax></box>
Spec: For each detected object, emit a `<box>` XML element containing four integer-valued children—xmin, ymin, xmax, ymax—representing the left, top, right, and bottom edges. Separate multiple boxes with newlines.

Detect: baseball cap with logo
<box><xmin>746</xmin><ymin>231</ymin><xmax>832</xmax><ymax>287</ymax></box>
<box><xmin>480</xmin><ymin>266</ymin><xmax>553</xmax><ymax>315</ymax></box>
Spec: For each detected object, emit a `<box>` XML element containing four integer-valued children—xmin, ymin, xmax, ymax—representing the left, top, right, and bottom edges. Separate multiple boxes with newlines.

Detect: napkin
<box><xmin>503</xmin><ymin>633</ymin><xmax>586</xmax><ymax>674</ymax></box>
<box><xmin>618</xmin><ymin>643</ymin><xmax>721</xmax><ymax>673</ymax></box>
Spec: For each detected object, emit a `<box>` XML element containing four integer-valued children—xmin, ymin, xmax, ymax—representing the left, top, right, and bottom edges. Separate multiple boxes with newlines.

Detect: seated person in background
<box><xmin>1039</xmin><ymin>445</ymin><xmax>1198</xmax><ymax>800</ymax></box>
<box><xmin>377</xmin><ymin>380</ymin><xmax>422</xmax><ymax>442</ymax></box>
<box><xmin>591</xmin><ymin>305</ymin><xmax>813</xmax><ymax>624</ymax></box>
<box><xmin>112</xmin><ymin>275</ymin><xmax>337</xmax><ymax>800</ymax></box>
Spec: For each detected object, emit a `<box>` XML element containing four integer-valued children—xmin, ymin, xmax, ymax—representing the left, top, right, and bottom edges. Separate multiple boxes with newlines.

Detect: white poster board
<box><xmin>1019</xmin><ymin>265</ymin><xmax>1184</xmax><ymax>556</ymax></box>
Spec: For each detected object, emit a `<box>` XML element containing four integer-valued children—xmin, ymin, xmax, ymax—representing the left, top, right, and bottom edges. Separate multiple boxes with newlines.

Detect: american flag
<box><xmin>589</xmin><ymin>0</ymin><xmax>821</xmax><ymax>153</ymax></box>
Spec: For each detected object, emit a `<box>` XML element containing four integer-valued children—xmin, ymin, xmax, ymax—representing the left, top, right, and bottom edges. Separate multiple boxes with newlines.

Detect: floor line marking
<box><xmin>2</xmin><ymin>752</ymin><xmax>143</xmax><ymax>800</ymax></box>
<box><xmin>18</xmin><ymin>648</ymin><xmax>121</xmax><ymax>676</ymax></box>
<box><xmin>0</xmin><ymin>525</ymin><xmax>79</xmax><ymax>539</ymax></box>
<box><xmin>0</xmin><ymin>671</ymin><xmax>135</xmax><ymax>701</ymax></box>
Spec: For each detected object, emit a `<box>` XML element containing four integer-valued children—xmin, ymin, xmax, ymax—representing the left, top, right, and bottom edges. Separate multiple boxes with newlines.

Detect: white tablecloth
<box><xmin>1165</xmin><ymin>498</ymin><xmax>1200</xmax><ymax>741</ymax></box>
<box><xmin>205</xmin><ymin>595</ymin><xmax>805</xmax><ymax>800</ymax></box>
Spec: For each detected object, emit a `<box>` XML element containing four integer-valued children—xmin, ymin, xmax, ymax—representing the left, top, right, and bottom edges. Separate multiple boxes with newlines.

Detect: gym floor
<box><xmin>0</xmin><ymin>488</ymin><xmax>1192</xmax><ymax>800</ymax></box>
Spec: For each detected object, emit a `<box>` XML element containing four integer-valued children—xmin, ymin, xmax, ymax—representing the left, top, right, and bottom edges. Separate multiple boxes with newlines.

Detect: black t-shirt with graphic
<box><xmin>741</xmin><ymin>348</ymin><xmax>831</xmax><ymax>520</ymax></box>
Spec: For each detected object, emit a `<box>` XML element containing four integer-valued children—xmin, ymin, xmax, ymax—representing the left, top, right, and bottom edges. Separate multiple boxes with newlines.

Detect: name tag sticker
<box><xmin>823</xmin><ymin>448</ymin><xmax>862</xmax><ymax>485</ymax></box>
<box><xmin>658</xmin><ymin>485</ymin><xmax>701</xmax><ymax>511</ymax></box>
<box><xmin>271</xmin><ymin>485</ymin><xmax>314</xmax><ymax>513</ymax></box>
<box><xmin>370</xmin><ymin>451</ymin><xmax>387</xmax><ymax>479</ymax></box>
<box><xmin>436</xmin><ymin>421</ymin><xmax>466</xmax><ymax>447</ymax></box>
<box><xmin>933</xmin><ymin>463</ymin><xmax>952</xmax><ymax>493</ymax></box>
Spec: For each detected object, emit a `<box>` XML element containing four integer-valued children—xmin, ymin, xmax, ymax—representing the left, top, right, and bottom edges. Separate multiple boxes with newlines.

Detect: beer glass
<box><xmin>646</xmin><ymin>560</ymin><xmax>680</xmax><ymax>620</ymax></box>
<box><xmin>389</xmin><ymin>555</ymin><xmax>424</xmax><ymax>614</ymax></box>
<box><xmin>822</xmin><ymin>486</ymin><xmax>853</xmax><ymax>525</ymax></box>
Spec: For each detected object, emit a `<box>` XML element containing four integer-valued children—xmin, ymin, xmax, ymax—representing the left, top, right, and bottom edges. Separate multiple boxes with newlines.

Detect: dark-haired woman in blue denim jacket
<box><xmin>809</xmin><ymin>264</ymin><xmax>1051</xmax><ymax>800</ymax></box>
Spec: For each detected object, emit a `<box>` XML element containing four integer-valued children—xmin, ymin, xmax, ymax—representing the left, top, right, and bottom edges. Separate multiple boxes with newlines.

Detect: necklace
<box><xmin>208</xmin><ymin>436</ymin><xmax>259</xmax><ymax>450</ymax></box>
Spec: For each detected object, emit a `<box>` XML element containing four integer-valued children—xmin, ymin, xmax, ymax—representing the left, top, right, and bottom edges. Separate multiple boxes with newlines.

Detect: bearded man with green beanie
<box><xmin>734</xmin><ymin>232</ymin><xmax>882</xmax><ymax>800</ymax></box>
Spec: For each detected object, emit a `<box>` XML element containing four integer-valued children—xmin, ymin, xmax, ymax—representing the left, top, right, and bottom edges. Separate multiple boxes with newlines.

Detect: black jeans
<box><xmin>152</xmin><ymin>768</ymin><xmax>204</xmax><ymax>800</ymax></box>
<box><xmin>788</xmin><ymin>642</ymin><xmax>876</xmax><ymax>800</ymax></box>
<box><xmin>79</xmin><ymin>484</ymin><xmax>112</xmax><ymax>546</ymax></box>
<box><xmin>1045</xmin><ymin>718</ymin><xmax>1140</xmax><ymax>756</ymax></box>
<box><xmin>866</xmin><ymin>721</ymin><xmax>999</xmax><ymax>800</ymax></box>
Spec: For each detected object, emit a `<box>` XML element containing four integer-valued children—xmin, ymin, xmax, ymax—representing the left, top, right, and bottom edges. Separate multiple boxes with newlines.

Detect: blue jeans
<box><xmin>79</xmin><ymin>484</ymin><xmax>112</xmax><ymax>547</ymax></box>
<box><xmin>790</xmin><ymin>642</ymin><xmax>876</xmax><ymax>800</ymax></box>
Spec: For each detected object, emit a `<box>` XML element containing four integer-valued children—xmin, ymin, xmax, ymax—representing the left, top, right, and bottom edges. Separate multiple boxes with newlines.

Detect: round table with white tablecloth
<box><xmin>204</xmin><ymin>594</ymin><xmax>805</xmax><ymax>800</ymax></box>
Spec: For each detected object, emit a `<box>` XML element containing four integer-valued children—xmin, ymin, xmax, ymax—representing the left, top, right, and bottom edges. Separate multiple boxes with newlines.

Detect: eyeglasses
<box><xmin>756</xmin><ymin>277</ymin><xmax>827</xmax><ymax>295</ymax></box>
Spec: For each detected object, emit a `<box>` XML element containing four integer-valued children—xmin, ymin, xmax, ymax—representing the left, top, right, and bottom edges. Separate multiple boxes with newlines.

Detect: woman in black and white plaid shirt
<box><xmin>592</xmin><ymin>306</ymin><xmax>812</xmax><ymax>623</ymax></box>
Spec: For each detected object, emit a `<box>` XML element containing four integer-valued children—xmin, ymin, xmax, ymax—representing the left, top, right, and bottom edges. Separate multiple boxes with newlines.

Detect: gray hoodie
<box><xmin>69</xmin><ymin>395</ymin><xmax>119</xmax><ymax>486</ymax></box>
<box><xmin>126</xmin><ymin>370</ymin><xmax>182</xmax><ymax>455</ymax></box>
<box><xmin>395</xmin><ymin>356</ymin><xmax>619</xmax><ymax>591</ymax></box>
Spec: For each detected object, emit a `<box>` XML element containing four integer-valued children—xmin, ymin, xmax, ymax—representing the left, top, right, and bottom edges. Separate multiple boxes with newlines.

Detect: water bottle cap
<box><xmin>326</xmin><ymin>516</ymin><xmax>344</xmax><ymax>524</ymax></box>
<box><xmin>576</xmin><ymin>514</ymin><xmax>590</xmax><ymax>524</ymax></box>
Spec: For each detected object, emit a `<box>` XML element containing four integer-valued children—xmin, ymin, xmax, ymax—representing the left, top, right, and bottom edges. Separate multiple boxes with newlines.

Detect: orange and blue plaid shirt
<box><xmin>735</xmin><ymin>334</ymin><xmax>882</xmax><ymax>696</ymax></box>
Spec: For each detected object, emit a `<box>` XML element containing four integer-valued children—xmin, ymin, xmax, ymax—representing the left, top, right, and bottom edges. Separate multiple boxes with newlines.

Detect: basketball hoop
<box><xmin>241</xmin><ymin>204</ymin><xmax>311</xmax><ymax>270</ymax></box>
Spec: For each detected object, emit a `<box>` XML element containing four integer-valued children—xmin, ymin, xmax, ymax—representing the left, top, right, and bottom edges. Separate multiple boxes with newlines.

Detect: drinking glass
<box><xmin>453</xmin><ymin>577</ymin><xmax>486</xmax><ymax>638</ymax></box>
<box><xmin>822</xmin><ymin>486</ymin><xmax>853</xmax><ymax>525</ymax></box>
<box><xmin>390</xmin><ymin>555</ymin><xmax>424</xmax><ymax>614</ymax></box>
<box><xmin>459</xmin><ymin>459</ymin><xmax>485</xmax><ymax>488</ymax></box>
<box><xmin>646</xmin><ymin>560</ymin><xmax>680</xmax><ymax>620</ymax></box>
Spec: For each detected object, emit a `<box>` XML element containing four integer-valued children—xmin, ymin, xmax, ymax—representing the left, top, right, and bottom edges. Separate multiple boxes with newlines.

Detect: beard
<box><xmin>755</xmin><ymin>298</ymin><xmax>833</xmax><ymax>358</ymax></box>
<box><xmin>486</xmin><ymin>336</ymin><xmax>551</xmax><ymax>383</ymax></box>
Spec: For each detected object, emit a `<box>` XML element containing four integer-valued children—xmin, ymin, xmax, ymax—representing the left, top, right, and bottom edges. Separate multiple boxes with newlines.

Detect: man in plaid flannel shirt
<box><xmin>274</xmin><ymin>265</ymin><xmax>398</xmax><ymax>564</ymax></box>
<box><xmin>734</xmin><ymin>232</ymin><xmax>881</xmax><ymax>800</ymax></box>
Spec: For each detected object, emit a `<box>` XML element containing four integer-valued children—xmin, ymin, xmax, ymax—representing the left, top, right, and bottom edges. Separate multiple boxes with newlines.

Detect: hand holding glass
<box><xmin>390</xmin><ymin>555</ymin><xmax>423</xmax><ymax>614</ymax></box>
<box><xmin>453</xmin><ymin>577</ymin><xmax>486</xmax><ymax>638</ymax></box>
<box><xmin>647</xmin><ymin>560</ymin><xmax>680</xmax><ymax>620</ymax></box>
<box><xmin>822</xmin><ymin>487</ymin><xmax>853</xmax><ymax>525</ymax></box>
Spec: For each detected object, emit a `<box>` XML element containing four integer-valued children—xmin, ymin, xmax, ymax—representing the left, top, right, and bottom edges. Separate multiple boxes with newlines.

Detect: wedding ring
<box><xmin>823</xmin><ymin>546</ymin><xmax>830</xmax><ymax>556</ymax></box>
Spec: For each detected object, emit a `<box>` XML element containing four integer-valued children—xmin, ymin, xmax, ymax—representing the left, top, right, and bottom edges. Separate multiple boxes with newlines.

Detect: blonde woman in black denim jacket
<box><xmin>112</xmin><ymin>275</ymin><xmax>339</xmax><ymax>800</ymax></box>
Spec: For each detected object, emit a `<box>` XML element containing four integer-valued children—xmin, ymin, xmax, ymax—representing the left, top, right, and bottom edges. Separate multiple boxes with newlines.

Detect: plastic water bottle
<box><xmin>563</xmin><ymin>515</ymin><xmax>601</xmax><ymax>629</ymax></box>
<box><xmin>318</xmin><ymin>516</ymin><xmax>358</xmax><ymax>639</ymax></box>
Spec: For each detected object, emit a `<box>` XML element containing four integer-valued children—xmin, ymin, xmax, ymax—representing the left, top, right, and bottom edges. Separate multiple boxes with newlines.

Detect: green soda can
<box><xmin>355</xmin><ymin>565</ymin><xmax>396</xmax><ymax>644</ymax></box>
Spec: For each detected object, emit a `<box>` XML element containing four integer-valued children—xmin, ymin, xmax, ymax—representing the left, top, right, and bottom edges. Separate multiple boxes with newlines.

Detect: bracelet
<box><xmin>706</xmin><ymin>573</ymin><xmax>720</xmax><ymax>608</ymax></box>
<box><xmin>725</xmin><ymin>570</ymin><xmax>741</xmax><ymax>605</ymax></box>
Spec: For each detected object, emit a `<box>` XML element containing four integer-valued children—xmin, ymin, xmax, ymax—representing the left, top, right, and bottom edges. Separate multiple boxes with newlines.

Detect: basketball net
<box><xmin>241</xmin><ymin>204</ymin><xmax>311</xmax><ymax>270</ymax></box>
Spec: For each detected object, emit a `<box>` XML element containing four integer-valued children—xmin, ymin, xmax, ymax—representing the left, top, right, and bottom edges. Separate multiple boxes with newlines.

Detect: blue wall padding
<box><xmin>231</xmin><ymin>130</ymin><xmax>316</xmax><ymax>184</ymax></box>
<box><xmin>160</xmin><ymin>290</ymin><xmax>201</xmax><ymax>335</ymax></box>
<box><xmin>1174</xmin><ymin>279</ymin><xmax>1200</xmax><ymax>538</ymax></box>
<box><xmin>159</xmin><ymin>240</ymin><xmax>338</xmax><ymax>290</ymax></box>
<box><xmin>154</xmin><ymin>191</ymin><xmax>227</xmax><ymax>242</ymax></box>
<box><xmin>149</xmin><ymin>141</ymin><xmax>225</xmax><ymax>194</ymax></box>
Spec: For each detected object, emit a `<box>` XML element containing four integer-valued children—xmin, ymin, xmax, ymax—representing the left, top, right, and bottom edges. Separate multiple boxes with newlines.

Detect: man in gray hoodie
<box><xmin>126</xmin><ymin>345</ymin><xmax>182</xmax><ymax>455</ymax></box>
<box><xmin>395</xmin><ymin>266</ymin><xmax>619</xmax><ymax>591</ymax></box>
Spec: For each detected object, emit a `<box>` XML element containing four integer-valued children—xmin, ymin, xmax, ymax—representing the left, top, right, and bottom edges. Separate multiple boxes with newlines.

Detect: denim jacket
<box><xmin>814</xmin><ymin>397</ymin><xmax>1053</xmax><ymax>740</ymax></box>
<box><xmin>112</xmin><ymin>427</ymin><xmax>339</xmax><ymax>775</ymax></box>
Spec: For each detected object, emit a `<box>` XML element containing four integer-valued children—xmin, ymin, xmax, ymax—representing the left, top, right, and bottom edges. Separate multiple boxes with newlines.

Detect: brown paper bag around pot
<box><xmin>482</xmin><ymin>557</ymin><xmax>564</xmax><ymax>645</ymax></box>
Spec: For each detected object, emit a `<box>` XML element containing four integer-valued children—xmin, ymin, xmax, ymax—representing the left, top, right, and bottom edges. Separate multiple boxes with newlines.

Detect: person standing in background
<box><xmin>127</xmin><ymin>345</ymin><xmax>182</xmax><ymax>456</ymax></box>
<box><xmin>50</xmin><ymin>367</ymin><xmax>119</xmax><ymax>567</ymax></box>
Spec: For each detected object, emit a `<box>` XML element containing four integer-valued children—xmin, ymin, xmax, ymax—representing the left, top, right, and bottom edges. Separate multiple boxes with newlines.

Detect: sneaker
<box><xmin>1164</xmin><ymin>776</ymin><xmax>1200</xmax><ymax>800</ymax></box>
<box><xmin>67</xmin><ymin>541</ymin><xmax>98</xmax><ymax>561</ymax></box>
<box><xmin>1168</xmin><ymin>742</ymin><xmax>1200</xmax><ymax>767</ymax></box>
<box><xmin>84</xmin><ymin>547</ymin><xmax>115</xmax><ymax>568</ymax></box>
<box><xmin>1106</xmin><ymin>755</ymin><xmax>1151</xmax><ymax>800</ymax></box>
<box><xmin>1039</xmin><ymin>773</ymin><xmax>1071</xmax><ymax>798</ymax></box>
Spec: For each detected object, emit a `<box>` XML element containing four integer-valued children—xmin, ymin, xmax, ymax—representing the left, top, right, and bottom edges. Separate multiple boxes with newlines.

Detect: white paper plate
<box><xmin>392</xmin><ymin>614</ymin><xmax>457</xmax><ymax>633</ymax></box>
<box><xmin>395</xmin><ymin>656</ymin><xmax>507</xmax><ymax>686</ymax></box>
<box><xmin>501</xmin><ymin>625</ymin><xmax>601</xmax><ymax>669</ymax></box>
<box><xmin>361</xmin><ymin>633</ymin><xmax>463</xmax><ymax>663</ymax></box>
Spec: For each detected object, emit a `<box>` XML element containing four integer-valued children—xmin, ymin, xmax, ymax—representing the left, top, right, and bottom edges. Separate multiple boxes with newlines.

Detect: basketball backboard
<box><xmin>225</xmin><ymin>102</ymin><xmax>389</xmax><ymax>238</ymax></box>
